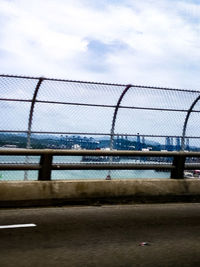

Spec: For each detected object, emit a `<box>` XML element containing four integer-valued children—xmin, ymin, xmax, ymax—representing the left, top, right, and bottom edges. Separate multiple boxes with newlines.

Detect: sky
<box><xmin>0</xmin><ymin>0</ymin><xmax>200</xmax><ymax>89</ymax></box>
<box><xmin>1</xmin><ymin>0</ymin><xmax>200</xmax><ymax>145</ymax></box>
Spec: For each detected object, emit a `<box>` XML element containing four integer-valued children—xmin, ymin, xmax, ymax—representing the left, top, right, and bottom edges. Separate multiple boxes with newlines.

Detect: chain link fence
<box><xmin>1</xmin><ymin>74</ymin><xmax>200</xmax><ymax>180</ymax></box>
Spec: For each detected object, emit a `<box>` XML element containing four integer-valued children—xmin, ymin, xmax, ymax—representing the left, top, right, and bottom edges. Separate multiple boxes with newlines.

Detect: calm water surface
<box><xmin>0</xmin><ymin>155</ymin><xmax>170</xmax><ymax>181</ymax></box>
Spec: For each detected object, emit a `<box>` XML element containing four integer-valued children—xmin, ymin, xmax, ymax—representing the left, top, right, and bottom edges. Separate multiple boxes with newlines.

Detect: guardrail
<box><xmin>0</xmin><ymin>149</ymin><xmax>200</xmax><ymax>180</ymax></box>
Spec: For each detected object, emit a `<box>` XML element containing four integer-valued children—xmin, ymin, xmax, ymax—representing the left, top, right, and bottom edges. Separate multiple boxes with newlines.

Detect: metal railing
<box><xmin>1</xmin><ymin>74</ymin><xmax>200</xmax><ymax>150</ymax></box>
<box><xmin>1</xmin><ymin>75</ymin><xmax>200</xmax><ymax>180</ymax></box>
<box><xmin>0</xmin><ymin>149</ymin><xmax>200</xmax><ymax>180</ymax></box>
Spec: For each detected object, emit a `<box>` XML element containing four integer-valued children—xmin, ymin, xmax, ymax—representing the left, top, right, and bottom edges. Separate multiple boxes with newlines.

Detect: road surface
<box><xmin>0</xmin><ymin>203</ymin><xmax>200</xmax><ymax>267</ymax></box>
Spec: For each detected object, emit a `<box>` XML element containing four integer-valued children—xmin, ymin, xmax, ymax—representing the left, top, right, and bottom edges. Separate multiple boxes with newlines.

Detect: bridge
<box><xmin>1</xmin><ymin>75</ymin><xmax>200</xmax><ymax>206</ymax></box>
<box><xmin>1</xmin><ymin>75</ymin><xmax>200</xmax><ymax>203</ymax></box>
<box><xmin>1</xmin><ymin>75</ymin><xmax>200</xmax><ymax>266</ymax></box>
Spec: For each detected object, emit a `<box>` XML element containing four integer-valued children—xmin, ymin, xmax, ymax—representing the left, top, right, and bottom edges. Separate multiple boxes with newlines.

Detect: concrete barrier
<box><xmin>0</xmin><ymin>179</ymin><xmax>200</xmax><ymax>207</ymax></box>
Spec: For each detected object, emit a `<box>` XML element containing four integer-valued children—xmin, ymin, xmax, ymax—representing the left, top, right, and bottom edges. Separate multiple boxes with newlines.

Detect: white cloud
<box><xmin>0</xmin><ymin>0</ymin><xmax>200</xmax><ymax>88</ymax></box>
<box><xmin>1</xmin><ymin>0</ymin><xmax>200</xmax><ymax>141</ymax></box>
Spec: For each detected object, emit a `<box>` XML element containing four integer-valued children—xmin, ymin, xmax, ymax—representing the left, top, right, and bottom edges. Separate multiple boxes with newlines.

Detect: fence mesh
<box><xmin>1</xmin><ymin>75</ymin><xmax>200</xmax><ymax>180</ymax></box>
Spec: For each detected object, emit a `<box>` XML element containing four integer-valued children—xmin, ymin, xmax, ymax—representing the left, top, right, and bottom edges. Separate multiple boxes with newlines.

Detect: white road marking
<box><xmin>0</xmin><ymin>223</ymin><xmax>36</xmax><ymax>229</ymax></box>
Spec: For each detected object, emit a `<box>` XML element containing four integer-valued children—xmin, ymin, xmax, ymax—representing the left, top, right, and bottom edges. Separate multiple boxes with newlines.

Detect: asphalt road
<box><xmin>0</xmin><ymin>203</ymin><xmax>200</xmax><ymax>267</ymax></box>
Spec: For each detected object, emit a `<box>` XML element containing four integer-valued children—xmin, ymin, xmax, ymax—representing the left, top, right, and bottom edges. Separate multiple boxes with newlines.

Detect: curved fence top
<box><xmin>1</xmin><ymin>74</ymin><xmax>200</xmax><ymax>151</ymax></box>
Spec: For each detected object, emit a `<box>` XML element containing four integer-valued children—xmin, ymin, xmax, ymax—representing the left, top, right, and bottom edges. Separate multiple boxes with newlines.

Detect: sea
<box><xmin>0</xmin><ymin>155</ymin><xmax>170</xmax><ymax>181</ymax></box>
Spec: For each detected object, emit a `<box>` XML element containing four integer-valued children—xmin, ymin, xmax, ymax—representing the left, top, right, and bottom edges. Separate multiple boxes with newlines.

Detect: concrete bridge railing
<box><xmin>1</xmin><ymin>149</ymin><xmax>200</xmax><ymax>207</ymax></box>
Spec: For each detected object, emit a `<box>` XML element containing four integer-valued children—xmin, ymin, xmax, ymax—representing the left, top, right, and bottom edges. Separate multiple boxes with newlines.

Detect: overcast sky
<box><xmin>0</xmin><ymin>0</ymin><xmax>200</xmax><ymax>89</ymax></box>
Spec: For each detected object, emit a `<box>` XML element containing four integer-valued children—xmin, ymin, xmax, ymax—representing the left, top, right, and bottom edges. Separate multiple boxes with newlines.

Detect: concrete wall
<box><xmin>0</xmin><ymin>179</ymin><xmax>200</xmax><ymax>207</ymax></box>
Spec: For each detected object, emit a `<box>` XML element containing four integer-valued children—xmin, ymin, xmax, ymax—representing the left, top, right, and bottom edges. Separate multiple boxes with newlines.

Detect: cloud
<box><xmin>1</xmin><ymin>0</ymin><xmax>200</xmax><ymax>141</ymax></box>
<box><xmin>0</xmin><ymin>0</ymin><xmax>200</xmax><ymax>88</ymax></box>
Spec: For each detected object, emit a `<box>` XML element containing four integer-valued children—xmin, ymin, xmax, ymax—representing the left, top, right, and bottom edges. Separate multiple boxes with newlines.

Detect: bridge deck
<box><xmin>0</xmin><ymin>203</ymin><xmax>200</xmax><ymax>267</ymax></box>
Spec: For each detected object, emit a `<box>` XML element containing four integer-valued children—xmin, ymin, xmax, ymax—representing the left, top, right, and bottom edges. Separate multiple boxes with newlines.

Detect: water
<box><xmin>0</xmin><ymin>155</ymin><xmax>170</xmax><ymax>181</ymax></box>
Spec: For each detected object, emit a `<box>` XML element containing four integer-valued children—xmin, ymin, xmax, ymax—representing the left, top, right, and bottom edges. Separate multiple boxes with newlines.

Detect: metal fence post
<box><xmin>170</xmin><ymin>155</ymin><xmax>186</xmax><ymax>179</ymax></box>
<box><xmin>26</xmin><ymin>78</ymin><xmax>44</xmax><ymax>149</ymax></box>
<box><xmin>24</xmin><ymin>78</ymin><xmax>44</xmax><ymax>181</ymax></box>
<box><xmin>109</xmin><ymin>84</ymin><xmax>132</xmax><ymax>150</ymax></box>
<box><xmin>107</xmin><ymin>84</ymin><xmax>132</xmax><ymax>179</ymax></box>
<box><xmin>38</xmin><ymin>154</ymin><xmax>53</xmax><ymax>180</ymax></box>
<box><xmin>182</xmin><ymin>94</ymin><xmax>200</xmax><ymax>150</ymax></box>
